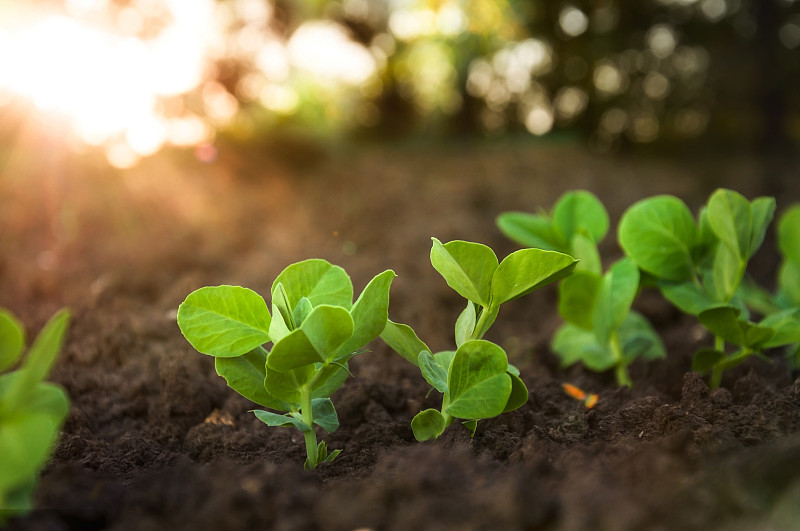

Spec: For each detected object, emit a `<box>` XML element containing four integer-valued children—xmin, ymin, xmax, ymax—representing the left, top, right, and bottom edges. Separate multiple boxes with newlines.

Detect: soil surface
<box><xmin>2</xmin><ymin>139</ymin><xmax>799</xmax><ymax>530</ymax></box>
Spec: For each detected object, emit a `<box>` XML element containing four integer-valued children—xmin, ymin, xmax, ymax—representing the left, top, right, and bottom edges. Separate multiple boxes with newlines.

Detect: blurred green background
<box><xmin>0</xmin><ymin>0</ymin><xmax>798</xmax><ymax>168</ymax></box>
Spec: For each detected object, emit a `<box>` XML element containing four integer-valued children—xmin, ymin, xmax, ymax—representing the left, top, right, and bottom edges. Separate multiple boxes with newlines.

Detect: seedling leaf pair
<box><xmin>177</xmin><ymin>260</ymin><xmax>395</xmax><ymax>469</ymax></box>
<box><xmin>383</xmin><ymin>238</ymin><xmax>575</xmax><ymax>441</ymax></box>
<box><xmin>497</xmin><ymin>190</ymin><xmax>608</xmax><ymax>273</ymax></box>
<box><xmin>0</xmin><ymin>309</ymin><xmax>71</xmax><ymax>519</ymax></box>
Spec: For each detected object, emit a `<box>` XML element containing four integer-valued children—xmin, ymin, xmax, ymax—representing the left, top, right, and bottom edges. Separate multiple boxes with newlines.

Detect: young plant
<box><xmin>737</xmin><ymin>204</ymin><xmax>800</xmax><ymax>366</ymax></box>
<box><xmin>177</xmin><ymin>259</ymin><xmax>395</xmax><ymax>469</ymax></box>
<box><xmin>498</xmin><ymin>190</ymin><xmax>665</xmax><ymax>387</ymax></box>
<box><xmin>552</xmin><ymin>257</ymin><xmax>665</xmax><ymax>387</ymax></box>
<box><xmin>381</xmin><ymin>238</ymin><xmax>576</xmax><ymax>441</ymax></box>
<box><xmin>618</xmin><ymin>189</ymin><xmax>800</xmax><ymax>388</ymax></box>
<box><xmin>0</xmin><ymin>309</ymin><xmax>70</xmax><ymax>520</ymax></box>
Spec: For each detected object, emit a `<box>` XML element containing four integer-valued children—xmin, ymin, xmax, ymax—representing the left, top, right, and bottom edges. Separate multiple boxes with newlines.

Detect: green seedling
<box><xmin>177</xmin><ymin>259</ymin><xmax>395</xmax><ymax>469</ymax></box>
<box><xmin>0</xmin><ymin>309</ymin><xmax>70</xmax><ymax>521</ymax></box>
<box><xmin>498</xmin><ymin>191</ymin><xmax>664</xmax><ymax>387</ymax></box>
<box><xmin>737</xmin><ymin>204</ymin><xmax>800</xmax><ymax>366</ymax></box>
<box><xmin>552</xmin><ymin>257</ymin><xmax>665</xmax><ymax>387</ymax></box>
<box><xmin>497</xmin><ymin>190</ymin><xmax>608</xmax><ymax>274</ymax></box>
<box><xmin>619</xmin><ymin>189</ymin><xmax>800</xmax><ymax>388</ymax></box>
<box><xmin>381</xmin><ymin>238</ymin><xmax>576</xmax><ymax>441</ymax></box>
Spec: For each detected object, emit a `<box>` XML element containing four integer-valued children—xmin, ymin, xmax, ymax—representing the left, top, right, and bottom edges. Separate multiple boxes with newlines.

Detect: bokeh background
<box><xmin>1</xmin><ymin>0</ymin><xmax>798</xmax><ymax>170</ymax></box>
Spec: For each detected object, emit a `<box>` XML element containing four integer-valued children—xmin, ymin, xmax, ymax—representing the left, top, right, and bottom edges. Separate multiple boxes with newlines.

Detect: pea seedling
<box><xmin>498</xmin><ymin>191</ymin><xmax>664</xmax><ymax>387</ymax></box>
<box><xmin>177</xmin><ymin>259</ymin><xmax>395</xmax><ymax>469</ymax></box>
<box><xmin>381</xmin><ymin>238</ymin><xmax>576</xmax><ymax>441</ymax></box>
<box><xmin>619</xmin><ymin>189</ymin><xmax>800</xmax><ymax>388</ymax></box>
<box><xmin>0</xmin><ymin>309</ymin><xmax>70</xmax><ymax>520</ymax></box>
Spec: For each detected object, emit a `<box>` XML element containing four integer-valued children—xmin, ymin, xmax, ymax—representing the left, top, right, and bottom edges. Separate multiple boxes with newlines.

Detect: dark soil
<box><xmin>2</xmin><ymin>140</ymin><xmax>799</xmax><ymax>530</ymax></box>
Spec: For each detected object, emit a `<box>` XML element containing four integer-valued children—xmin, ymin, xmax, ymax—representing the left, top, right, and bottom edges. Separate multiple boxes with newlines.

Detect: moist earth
<box><xmin>2</xmin><ymin>141</ymin><xmax>799</xmax><ymax>530</ymax></box>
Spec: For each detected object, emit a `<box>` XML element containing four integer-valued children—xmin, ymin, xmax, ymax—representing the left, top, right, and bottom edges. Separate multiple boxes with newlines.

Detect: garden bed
<box><xmin>2</xmin><ymin>141</ymin><xmax>799</xmax><ymax>530</ymax></box>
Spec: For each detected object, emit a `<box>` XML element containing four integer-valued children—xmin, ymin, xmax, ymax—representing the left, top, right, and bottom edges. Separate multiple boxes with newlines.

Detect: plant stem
<box><xmin>610</xmin><ymin>330</ymin><xmax>632</xmax><ymax>388</ymax></box>
<box><xmin>709</xmin><ymin>365</ymin><xmax>723</xmax><ymax>390</ymax></box>
<box><xmin>471</xmin><ymin>304</ymin><xmax>493</xmax><ymax>340</ymax></box>
<box><xmin>300</xmin><ymin>386</ymin><xmax>318</xmax><ymax>469</ymax></box>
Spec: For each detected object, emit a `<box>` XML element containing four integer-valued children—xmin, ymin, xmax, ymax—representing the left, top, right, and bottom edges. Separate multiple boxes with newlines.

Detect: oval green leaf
<box><xmin>411</xmin><ymin>408</ymin><xmax>447</xmax><ymax>441</ymax></box>
<box><xmin>0</xmin><ymin>309</ymin><xmax>25</xmax><ymax>373</ymax></box>
<box><xmin>178</xmin><ymin>286</ymin><xmax>270</xmax><ymax>358</ymax></box>
<box><xmin>491</xmin><ymin>248</ymin><xmax>577</xmax><ymax>306</ymax></box>
<box><xmin>552</xmin><ymin>190</ymin><xmax>609</xmax><ymax>245</ymax></box>
<box><xmin>593</xmin><ymin>258</ymin><xmax>639</xmax><ymax>344</ymax></box>
<box><xmin>496</xmin><ymin>211</ymin><xmax>562</xmax><ymax>251</ymax></box>
<box><xmin>332</xmin><ymin>270</ymin><xmax>395</xmax><ymax>361</ymax></box>
<box><xmin>380</xmin><ymin>320</ymin><xmax>430</xmax><ymax>366</ymax></box>
<box><xmin>558</xmin><ymin>271</ymin><xmax>601</xmax><ymax>330</ymax></box>
<box><xmin>778</xmin><ymin>205</ymin><xmax>800</xmax><ymax>264</ymax></box>
<box><xmin>445</xmin><ymin>340</ymin><xmax>511</xmax><ymax>420</ymax></box>
<box><xmin>419</xmin><ymin>351</ymin><xmax>448</xmax><ymax>393</ymax></box>
<box><xmin>215</xmin><ymin>348</ymin><xmax>290</xmax><ymax>411</ymax></box>
<box><xmin>272</xmin><ymin>259</ymin><xmax>353</xmax><ymax>310</ymax></box>
<box><xmin>430</xmin><ymin>238</ymin><xmax>498</xmax><ymax>306</ymax></box>
<box><xmin>618</xmin><ymin>195</ymin><xmax>698</xmax><ymax>281</ymax></box>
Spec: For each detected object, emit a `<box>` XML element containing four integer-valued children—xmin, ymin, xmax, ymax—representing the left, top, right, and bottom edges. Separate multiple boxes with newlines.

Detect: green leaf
<box><xmin>3</xmin><ymin>310</ymin><xmax>70</xmax><ymax>414</ymax></box>
<box><xmin>331</xmin><ymin>270</ymin><xmax>395</xmax><ymax>361</ymax></box>
<box><xmin>558</xmin><ymin>271</ymin><xmax>601</xmax><ymax>330</ymax></box>
<box><xmin>760</xmin><ymin>309</ymin><xmax>800</xmax><ymax>348</ymax></box>
<box><xmin>215</xmin><ymin>349</ymin><xmax>290</xmax><ymax>411</ymax></box>
<box><xmin>778</xmin><ymin>261</ymin><xmax>800</xmax><ymax>306</ymax></box>
<box><xmin>570</xmin><ymin>233</ymin><xmax>603</xmax><ymax>274</ymax></box>
<box><xmin>502</xmin><ymin>372</ymin><xmax>529</xmax><ymax>413</ymax></box>
<box><xmin>618</xmin><ymin>311</ymin><xmax>666</xmax><ymax>362</ymax></box>
<box><xmin>418</xmin><ymin>351</ymin><xmax>448</xmax><ymax>393</ymax></box>
<box><xmin>496</xmin><ymin>211</ymin><xmax>563</xmax><ymax>250</ymax></box>
<box><xmin>311</xmin><ymin>398</ymin><xmax>339</xmax><ymax>433</ymax></box>
<box><xmin>659</xmin><ymin>281</ymin><xmax>717</xmax><ymax>316</ymax></box>
<box><xmin>272</xmin><ymin>259</ymin><xmax>353</xmax><ymax>310</ymax></box>
<box><xmin>581</xmin><ymin>343</ymin><xmax>616</xmax><ymax>372</ymax></box>
<box><xmin>593</xmin><ymin>258</ymin><xmax>639</xmax><ymax>345</ymax></box>
<box><xmin>430</xmin><ymin>238</ymin><xmax>498</xmax><ymax>306</ymax></box>
<box><xmin>411</xmin><ymin>409</ymin><xmax>447</xmax><ymax>441</ymax></box>
<box><xmin>551</xmin><ymin>323</ymin><xmax>596</xmax><ymax>367</ymax></box>
<box><xmin>455</xmin><ymin>301</ymin><xmax>477</xmax><ymax>347</ymax></box>
<box><xmin>252</xmin><ymin>409</ymin><xmax>309</xmax><ymax>431</ymax></box>
<box><xmin>24</xmin><ymin>382</ymin><xmax>70</xmax><ymax>420</ymax></box>
<box><xmin>380</xmin><ymin>320</ymin><xmax>430</xmax><ymax>366</ymax></box>
<box><xmin>445</xmin><ymin>340</ymin><xmax>511</xmax><ymax>420</ymax></box>
<box><xmin>692</xmin><ymin>349</ymin><xmax>724</xmax><ymax>374</ymax></box>
<box><xmin>749</xmin><ymin>197</ymin><xmax>776</xmax><ymax>257</ymax></box>
<box><xmin>698</xmin><ymin>305</ymin><xmax>775</xmax><ymax>348</ymax></box>
<box><xmin>778</xmin><ymin>205</ymin><xmax>800</xmax><ymax>264</ymax></box>
<box><xmin>272</xmin><ymin>283</ymin><xmax>295</xmax><ymax>330</ymax></box>
<box><xmin>491</xmin><ymin>248</ymin><xmax>577</xmax><ymax>306</ymax></box>
<box><xmin>178</xmin><ymin>286</ymin><xmax>271</xmax><ymax>358</ymax></box>
<box><xmin>707</xmin><ymin>189</ymin><xmax>754</xmax><ymax>260</ymax></box>
<box><xmin>0</xmin><ymin>412</ymin><xmax>61</xmax><ymax>493</ymax></box>
<box><xmin>552</xmin><ymin>190</ymin><xmax>609</xmax><ymax>245</ymax></box>
<box><xmin>269</xmin><ymin>303</ymin><xmax>292</xmax><ymax>343</ymax></box>
<box><xmin>292</xmin><ymin>297</ymin><xmax>313</xmax><ymax>327</ymax></box>
<box><xmin>267</xmin><ymin>305</ymin><xmax>353</xmax><ymax>371</ymax></box>
<box><xmin>618</xmin><ymin>195</ymin><xmax>698</xmax><ymax>281</ymax></box>
<box><xmin>0</xmin><ymin>309</ymin><xmax>25</xmax><ymax>373</ymax></box>
<box><xmin>263</xmin><ymin>364</ymin><xmax>312</xmax><ymax>404</ymax></box>
<box><xmin>706</xmin><ymin>190</ymin><xmax>774</xmax><ymax>262</ymax></box>
<box><xmin>706</xmin><ymin>242</ymin><xmax>743</xmax><ymax>303</ymax></box>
